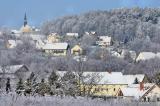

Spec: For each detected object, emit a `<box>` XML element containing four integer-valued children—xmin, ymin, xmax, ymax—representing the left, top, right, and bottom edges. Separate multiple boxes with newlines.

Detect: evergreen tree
<box><xmin>134</xmin><ymin>77</ymin><xmax>139</xmax><ymax>84</ymax></box>
<box><xmin>48</xmin><ymin>71</ymin><xmax>59</xmax><ymax>95</ymax></box>
<box><xmin>37</xmin><ymin>79</ymin><xmax>50</xmax><ymax>96</ymax></box>
<box><xmin>27</xmin><ymin>72</ymin><xmax>38</xmax><ymax>95</ymax></box>
<box><xmin>48</xmin><ymin>71</ymin><xmax>59</xmax><ymax>85</ymax></box>
<box><xmin>16</xmin><ymin>78</ymin><xmax>24</xmax><ymax>94</ymax></box>
<box><xmin>24</xmin><ymin>78</ymin><xmax>32</xmax><ymax>95</ymax></box>
<box><xmin>6</xmin><ymin>78</ymin><xmax>11</xmax><ymax>94</ymax></box>
<box><xmin>61</xmin><ymin>71</ymin><xmax>78</xmax><ymax>98</ymax></box>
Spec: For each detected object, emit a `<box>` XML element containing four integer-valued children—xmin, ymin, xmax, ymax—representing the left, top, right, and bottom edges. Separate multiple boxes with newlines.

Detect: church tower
<box><xmin>20</xmin><ymin>13</ymin><xmax>31</xmax><ymax>33</ymax></box>
<box><xmin>24</xmin><ymin>13</ymin><xmax>27</xmax><ymax>27</ymax></box>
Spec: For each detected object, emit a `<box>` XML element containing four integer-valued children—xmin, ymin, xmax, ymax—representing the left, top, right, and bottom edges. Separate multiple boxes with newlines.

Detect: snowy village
<box><xmin>1</xmin><ymin>1</ymin><xmax>160</xmax><ymax>106</ymax></box>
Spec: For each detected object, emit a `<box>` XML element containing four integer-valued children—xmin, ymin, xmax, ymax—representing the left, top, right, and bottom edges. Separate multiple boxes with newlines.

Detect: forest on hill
<box><xmin>41</xmin><ymin>7</ymin><xmax>160</xmax><ymax>53</ymax></box>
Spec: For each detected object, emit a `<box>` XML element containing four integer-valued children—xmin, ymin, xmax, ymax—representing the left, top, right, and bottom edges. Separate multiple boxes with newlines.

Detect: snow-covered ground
<box><xmin>0</xmin><ymin>94</ymin><xmax>159</xmax><ymax>106</ymax></box>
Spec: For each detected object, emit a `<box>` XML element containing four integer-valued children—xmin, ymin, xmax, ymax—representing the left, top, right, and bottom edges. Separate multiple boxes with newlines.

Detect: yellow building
<box><xmin>80</xmin><ymin>72</ymin><xmax>128</xmax><ymax>97</ymax></box>
<box><xmin>80</xmin><ymin>72</ymin><xmax>148</xmax><ymax>97</ymax></box>
<box><xmin>42</xmin><ymin>42</ymin><xmax>68</xmax><ymax>56</ymax></box>
<box><xmin>71</xmin><ymin>45</ymin><xmax>83</xmax><ymax>55</ymax></box>
<box><xmin>55</xmin><ymin>71</ymin><xmax>148</xmax><ymax>98</ymax></box>
<box><xmin>47</xmin><ymin>33</ymin><xmax>61</xmax><ymax>43</ymax></box>
<box><xmin>20</xmin><ymin>25</ymin><xmax>32</xmax><ymax>33</ymax></box>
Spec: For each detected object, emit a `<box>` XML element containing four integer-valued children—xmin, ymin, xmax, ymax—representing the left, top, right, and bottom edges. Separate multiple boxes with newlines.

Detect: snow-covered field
<box><xmin>0</xmin><ymin>94</ymin><xmax>159</xmax><ymax>106</ymax></box>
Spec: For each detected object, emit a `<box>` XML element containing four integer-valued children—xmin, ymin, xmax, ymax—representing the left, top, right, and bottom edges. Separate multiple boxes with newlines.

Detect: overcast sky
<box><xmin>0</xmin><ymin>0</ymin><xmax>160</xmax><ymax>28</ymax></box>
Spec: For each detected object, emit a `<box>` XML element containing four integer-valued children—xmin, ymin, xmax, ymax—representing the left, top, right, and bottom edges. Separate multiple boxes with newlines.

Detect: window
<box><xmin>148</xmin><ymin>97</ymin><xmax>150</xmax><ymax>102</ymax></box>
<box><xmin>144</xmin><ymin>97</ymin><xmax>146</xmax><ymax>102</ymax></box>
<box><xmin>95</xmin><ymin>88</ymin><xmax>100</xmax><ymax>92</ymax></box>
<box><xmin>53</xmin><ymin>50</ymin><xmax>64</xmax><ymax>54</ymax></box>
<box><xmin>101</xmin><ymin>88</ymin><xmax>104</xmax><ymax>91</ymax></box>
<box><xmin>106</xmin><ymin>88</ymin><xmax>108</xmax><ymax>91</ymax></box>
<box><xmin>113</xmin><ymin>88</ymin><xmax>116</xmax><ymax>91</ymax></box>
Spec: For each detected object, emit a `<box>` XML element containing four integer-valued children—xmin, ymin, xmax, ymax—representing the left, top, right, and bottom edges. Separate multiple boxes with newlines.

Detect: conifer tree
<box><xmin>37</xmin><ymin>79</ymin><xmax>50</xmax><ymax>96</ymax></box>
<box><xmin>48</xmin><ymin>71</ymin><xmax>59</xmax><ymax>86</ymax></box>
<box><xmin>48</xmin><ymin>71</ymin><xmax>59</xmax><ymax>95</ymax></box>
<box><xmin>61</xmin><ymin>71</ymin><xmax>78</xmax><ymax>98</ymax></box>
<box><xmin>134</xmin><ymin>77</ymin><xmax>139</xmax><ymax>84</ymax></box>
<box><xmin>24</xmin><ymin>78</ymin><xmax>32</xmax><ymax>95</ymax></box>
<box><xmin>16</xmin><ymin>78</ymin><xmax>24</xmax><ymax>94</ymax></box>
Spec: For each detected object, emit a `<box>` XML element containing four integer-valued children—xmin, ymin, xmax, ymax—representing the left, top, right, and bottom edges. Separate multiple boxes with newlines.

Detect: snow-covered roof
<box><xmin>136</xmin><ymin>52</ymin><xmax>160</xmax><ymax>62</ymax></box>
<box><xmin>123</xmin><ymin>74</ymin><xmax>145</xmax><ymax>84</ymax></box>
<box><xmin>156</xmin><ymin>53</ymin><xmax>160</xmax><ymax>58</ymax></box>
<box><xmin>66</xmin><ymin>33</ymin><xmax>79</xmax><ymax>37</ymax></box>
<box><xmin>99</xmin><ymin>36</ymin><xmax>111</xmax><ymax>42</ymax></box>
<box><xmin>42</xmin><ymin>42</ymin><xmax>68</xmax><ymax>50</ymax></box>
<box><xmin>73</xmin><ymin>56</ymin><xmax>87</xmax><ymax>62</ymax></box>
<box><xmin>7</xmin><ymin>40</ymin><xmax>22</xmax><ymax>48</ymax></box>
<box><xmin>110</xmin><ymin>51</ymin><xmax>121</xmax><ymax>58</ymax></box>
<box><xmin>121</xmin><ymin>87</ymin><xmax>146</xmax><ymax>99</ymax></box>
<box><xmin>11</xmin><ymin>30</ymin><xmax>21</xmax><ymax>34</ymax></box>
<box><xmin>0</xmin><ymin>65</ymin><xmax>26</xmax><ymax>74</ymax></box>
<box><xmin>82</xmin><ymin>72</ymin><xmax>127</xmax><ymax>84</ymax></box>
<box><xmin>29</xmin><ymin>34</ymin><xmax>45</xmax><ymax>41</ymax></box>
<box><xmin>55</xmin><ymin>71</ymin><xmax>146</xmax><ymax>85</ymax></box>
<box><xmin>8</xmin><ymin>40</ymin><xmax>16</xmax><ymax>48</ymax></box>
<box><xmin>121</xmin><ymin>83</ymin><xmax>155</xmax><ymax>99</ymax></box>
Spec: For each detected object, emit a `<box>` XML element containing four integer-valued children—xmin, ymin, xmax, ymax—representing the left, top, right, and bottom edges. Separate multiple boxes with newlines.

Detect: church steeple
<box><xmin>24</xmin><ymin>13</ymin><xmax>27</xmax><ymax>27</ymax></box>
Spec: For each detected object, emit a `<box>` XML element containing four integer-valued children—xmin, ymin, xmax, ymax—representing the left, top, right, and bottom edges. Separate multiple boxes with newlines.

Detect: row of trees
<box><xmin>15</xmin><ymin>71</ymin><xmax>100</xmax><ymax>98</ymax></box>
<box><xmin>15</xmin><ymin>71</ymin><xmax>80</xmax><ymax>97</ymax></box>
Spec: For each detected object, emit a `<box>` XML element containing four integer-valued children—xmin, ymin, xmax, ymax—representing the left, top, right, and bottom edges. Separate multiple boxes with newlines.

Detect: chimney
<box><xmin>107</xmin><ymin>70</ymin><xmax>112</xmax><ymax>74</ymax></box>
<box><xmin>140</xmin><ymin>82</ymin><xmax>144</xmax><ymax>91</ymax></box>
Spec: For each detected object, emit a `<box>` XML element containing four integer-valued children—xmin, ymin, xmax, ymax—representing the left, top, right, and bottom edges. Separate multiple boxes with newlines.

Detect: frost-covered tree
<box><xmin>16</xmin><ymin>78</ymin><xmax>24</xmax><ymax>95</ymax></box>
<box><xmin>61</xmin><ymin>71</ymin><xmax>78</xmax><ymax>98</ymax></box>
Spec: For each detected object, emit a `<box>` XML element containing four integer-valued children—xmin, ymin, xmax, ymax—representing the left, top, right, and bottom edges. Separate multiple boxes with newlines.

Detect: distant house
<box><xmin>0</xmin><ymin>65</ymin><xmax>30</xmax><ymax>88</ymax></box>
<box><xmin>117</xmin><ymin>83</ymin><xmax>160</xmax><ymax>102</ymax></box>
<box><xmin>81</xmin><ymin>72</ymin><xmax>128</xmax><ymax>97</ymax></box>
<box><xmin>96</xmin><ymin>36</ymin><xmax>112</xmax><ymax>47</ymax></box>
<box><xmin>73</xmin><ymin>56</ymin><xmax>87</xmax><ymax>62</ymax></box>
<box><xmin>71</xmin><ymin>45</ymin><xmax>83</xmax><ymax>55</ymax></box>
<box><xmin>110</xmin><ymin>51</ymin><xmax>121</xmax><ymax>58</ymax></box>
<box><xmin>81</xmin><ymin>72</ymin><xmax>148</xmax><ymax>97</ymax></box>
<box><xmin>136</xmin><ymin>52</ymin><xmax>160</xmax><ymax>62</ymax></box>
<box><xmin>47</xmin><ymin>33</ymin><xmax>61</xmax><ymax>43</ymax></box>
<box><xmin>120</xmin><ymin>50</ymin><xmax>137</xmax><ymax>60</ymax></box>
<box><xmin>85</xmin><ymin>31</ymin><xmax>97</xmax><ymax>36</ymax></box>
<box><xmin>66</xmin><ymin>33</ymin><xmax>79</xmax><ymax>38</ymax></box>
<box><xmin>55</xmin><ymin>71</ymin><xmax>149</xmax><ymax>98</ymax></box>
<box><xmin>6</xmin><ymin>40</ymin><xmax>22</xmax><ymax>49</ymax></box>
<box><xmin>29</xmin><ymin>34</ymin><xmax>45</xmax><ymax>41</ymax></box>
<box><xmin>11</xmin><ymin>30</ymin><xmax>21</xmax><ymax>37</ymax></box>
<box><xmin>129</xmin><ymin>51</ymin><xmax>137</xmax><ymax>61</ymax></box>
<box><xmin>42</xmin><ymin>42</ymin><xmax>69</xmax><ymax>56</ymax></box>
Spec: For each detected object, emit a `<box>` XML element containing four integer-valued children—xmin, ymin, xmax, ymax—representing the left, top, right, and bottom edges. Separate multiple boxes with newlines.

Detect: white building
<box><xmin>96</xmin><ymin>36</ymin><xmax>112</xmax><ymax>47</ymax></box>
<box><xmin>136</xmin><ymin>52</ymin><xmax>160</xmax><ymax>62</ymax></box>
<box><xmin>42</xmin><ymin>42</ymin><xmax>69</xmax><ymax>56</ymax></box>
<box><xmin>66</xmin><ymin>33</ymin><xmax>79</xmax><ymax>38</ymax></box>
<box><xmin>6</xmin><ymin>40</ymin><xmax>23</xmax><ymax>49</ymax></box>
<box><xmin>118</xmin><ymin>83</ymin><xmax>160</xmax><ymax>102</ymax></box>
